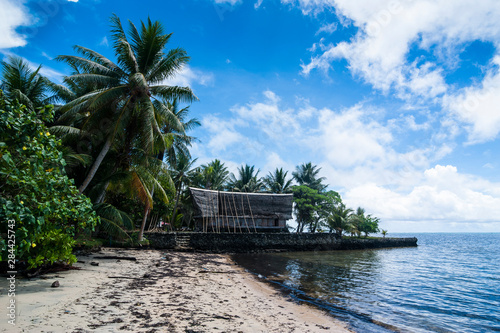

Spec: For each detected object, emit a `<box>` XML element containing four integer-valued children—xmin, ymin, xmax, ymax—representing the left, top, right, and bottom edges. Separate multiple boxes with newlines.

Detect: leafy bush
<box><xmin>0</xmin><ymin>92</ymin><xmax>99</xmax><ymax>268</ymax></box>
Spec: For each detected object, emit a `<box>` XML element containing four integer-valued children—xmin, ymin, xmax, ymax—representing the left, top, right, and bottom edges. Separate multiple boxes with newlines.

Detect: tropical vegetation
<box><xmin>0</xmin><ymin>14</ymin><xmax>383</xmax><ymax>270</ymax></box>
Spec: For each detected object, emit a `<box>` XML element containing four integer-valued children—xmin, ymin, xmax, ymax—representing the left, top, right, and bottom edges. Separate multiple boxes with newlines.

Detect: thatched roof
<box><xmin>189</xmin><ymin>188</ymin><xmax>293</xmax><ymax>220</ymax></box>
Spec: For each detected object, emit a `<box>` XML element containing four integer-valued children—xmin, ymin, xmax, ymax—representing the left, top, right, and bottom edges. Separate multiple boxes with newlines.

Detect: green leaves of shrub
<box><xmin>0</xmin><ymin>91</ymin><xmax>100</xmax><ymax>268</ymax></box>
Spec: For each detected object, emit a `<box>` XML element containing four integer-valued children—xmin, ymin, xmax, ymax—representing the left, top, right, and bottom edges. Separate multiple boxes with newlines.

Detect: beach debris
<box><xmin>108</xmin><ymin>276</ymin><xmax>140</xmax><ymax>279</ymax></box>
<box><xmin>93</xmin><ymin>256</ymin><xmax>137</xmax><ymax>261</ymax></box>
<box><xmin>51</xmin><ymin>280</ymin><xmax>60</xmax><ymax>288</ymax></box>
<box><xmin>77</xmin><ymin>260</ymin><xmax>85</xmax><ymax>263</ymax></box>
<box><xmin>90</xmin><ymin>262</ymin><xmax>99</xmax><ymax>266</ymax></box>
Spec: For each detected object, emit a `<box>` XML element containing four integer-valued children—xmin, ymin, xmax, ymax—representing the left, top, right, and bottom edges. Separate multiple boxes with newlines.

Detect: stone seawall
<box><xmin>144</xmin><ymin>232</ymin><xmax>418</xmax><ymax>252</ymax></box>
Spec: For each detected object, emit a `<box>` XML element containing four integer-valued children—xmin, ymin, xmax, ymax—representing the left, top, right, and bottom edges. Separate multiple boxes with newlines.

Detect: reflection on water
<box><xmin>233</xmin><ymin>234</ymin><xmax>500</xmax><ymax>333</ymax></box>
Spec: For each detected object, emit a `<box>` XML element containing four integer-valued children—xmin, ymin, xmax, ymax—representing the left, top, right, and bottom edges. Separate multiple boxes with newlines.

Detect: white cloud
<box><xmin>254</xmin><ymin>0</ymin><xmax>264</xmax><ymax>9</ymax></box>
<box><xmin>0</xmin><ymin>0</ymin><xmax>32</xmax><ymax>49</ymax></box>
<box><xmin>281</xmin><ymin>0</ymin><xmax>336</xmax><ymax>15</ymax></box>
<box><xmin>161</xmin><ymin>65</ymin><xmax>214</xmax><ymax>88</ymax></box>
<box><xmin>231</xmin><ymin>90</ymin><xmax>302</xmax><ymax>141</ymax></box>
<box><xmin>344</xmin><ymin>165</ymin><xmax>500</xmax><ymax>225</ymax></box>
<box><xmin>261</xmin><ymin>152</ymin><xmax>295</xmax><ymax>177</ymax></box>
<box><xmin>299</xmin><ymin>0</ymin><xmax>500</xmax><ymax>100</ymax></box>
<box><xmin>214</xmin><ymin>0</ymin><xmax>241</xmax><ymax>5</ymax></box>
<box><xmin>99</xmin><ymin>36</ymin><xmax>108</xmax><ymax>47</ymax></box>
<box><xmin>197</xmin><ymin>91</ymin><xmax>499</xmax><ymax>230</ymax></box>
<box><xmin>316</xmin><ymin>22</ymin><xmax>337</xmax><ymax>35</ymax></box>
<box><xmin>444</xmin><ymin>55</ymin><xmax>500</xmax><ymax>144</ymax></box>
<box><xmin>203</xmin><ymin>115</ymin><xmax>247</xmax><ymax>153</ymax></box>
<box><xmin>310</xmin><ymin>104</ymin><xmax>393</xmax><ymax>168</ymax></box>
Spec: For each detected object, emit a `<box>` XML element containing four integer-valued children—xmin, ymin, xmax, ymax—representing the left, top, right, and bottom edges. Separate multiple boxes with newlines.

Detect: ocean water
<box><xmin>232</xmin><ymin>233</ymin><xmax>500</xmax><ymax>333</ymax></box>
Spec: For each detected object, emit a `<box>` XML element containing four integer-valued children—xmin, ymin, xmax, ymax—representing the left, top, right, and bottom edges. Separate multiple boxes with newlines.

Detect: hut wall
<box><xmin>194</xmin><ymin>216</ymin><xmax>287</xmax><ymax>232</ymax></box>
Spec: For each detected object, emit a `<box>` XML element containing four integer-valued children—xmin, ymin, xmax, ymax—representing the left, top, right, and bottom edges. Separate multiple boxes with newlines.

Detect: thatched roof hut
<box><xmin>189</xmin><ymin>188</ymin><xmax>293</xmax><ymax>232</ymax></box>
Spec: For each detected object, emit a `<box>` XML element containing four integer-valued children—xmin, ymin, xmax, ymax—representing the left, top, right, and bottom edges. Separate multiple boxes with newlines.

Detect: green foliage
<box><xmin>0</xmin><ymin>93</ymin><xmax>99</xmax><ymax>268</ymax></box>
<box><xmin>358</xmin><ymin>215</ymin><xmax>380</xmax><ymax>237</ymax></box>
<box><xmin>227</xmin><ymin>164</ymin><xmax>263</xmax><ymax>193</ymax></box>
<box><xmin>191</xmin><ymin>159</ymin><xmax>229</xmax><ymax>191</ymax></box>
<box><xmin>292</xmin><ymin>162</ymin><xmax>327</xmax><ymax>192</ymax></box>
<box><xmin>263</xmin><ymin>168</ymin><xmax>293</xmax><ymax>194</ymax></box>
<box><xmin>327</xmin><ymin>203</ymin><xmax>354</xmax><ymax>238</ymax></box>
<box><xmin>292</xmin><ymin>185</ymin><xmax>323</xmax><ymax>233</ymax></box>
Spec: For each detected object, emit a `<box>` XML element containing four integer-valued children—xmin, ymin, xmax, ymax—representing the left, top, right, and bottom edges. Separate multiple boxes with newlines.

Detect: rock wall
<box><xmin>145</xmin><ymin>232</ymin><xmax>418</xmax><ymax>252</ymax></box>
<box><xmin>144</xmin><ymin>232</ymin><xmax>177</xmax><ymax>249</ymax></box>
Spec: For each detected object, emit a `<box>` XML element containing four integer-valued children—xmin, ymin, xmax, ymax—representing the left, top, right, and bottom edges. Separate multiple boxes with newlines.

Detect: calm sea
<box><xmin>232</xmin><ymin>233</ymin><xmax>500</xmax><ymax>333</ymax></box>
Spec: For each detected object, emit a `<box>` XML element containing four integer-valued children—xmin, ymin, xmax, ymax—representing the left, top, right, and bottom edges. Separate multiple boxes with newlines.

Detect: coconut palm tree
<box><xmin>227</xmin><ymin>164</ymin><xmax>263</xmax><ymax>193</ymax></box>
<box><xmin>292</xmin><ymin>162</ymin><xmax>327</xmax><ymax>192</ymax></box>
<box><xmin>263</xmin><ymin>168</ymin><xmax>293</xmax><ymax>194</ymax></box>
<box><xmin>0</xmin><ymin>56</ymin><xmax>51</xmax><ymax>111</ymax></box>
<box><xmin>55</xmin><ymin>14</ymin><xmax>197</xmax><ymax>194</ymax></box>
<box><xmin>192</xmin><ymin>159</ymin><xmax>229</xmax><ymax>190</ymax></box>
<box><xmin>328</xmin><ymin>203</ymin><xmax>353</xmax><ymax>238</ymax></box>
<box><xmin>169</xmin><ymin>152</ymin><xmax>197</xmax><ymax>227</ymax></box>
<box><xmin>159</xmin><ymin>99</ymin><xmax>200</xmax><ymax>165</ymax></box>
<box><xmin>349</xmin><ymin>207</ymin><xmax>366</xmax><ymax>237</ymax></box>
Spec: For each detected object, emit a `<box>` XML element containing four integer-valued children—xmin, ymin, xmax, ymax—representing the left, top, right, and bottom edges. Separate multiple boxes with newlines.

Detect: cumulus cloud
<box><xmin>214</xmin><ymin>0</ymin><xmax>241</xmax><ymax>5</ymax></box>
<box><xmin>203</xmin><ymin>115</ymin><xmax>248</xmax><ymax>153</ymax></box>
<box><xmin>161</xmin><ymin>65</ymin><xmax>214</xmax><ymax>88</ymax></box>
<box><xmin>344</xmin><ymin>165</ymin><xmax>500</xmax><ymax>225</ymax></box>
<box><xmin>298</xmin><ymin>0</ymin><xmax>500</xmax><ymax>100</ymax></box>
<box><xmin>198</xmin><ymin>90</ymin><xmax>499</xmax><ymax>229</ymax></box>
<box><xmin>231</xmin><ymin>90</ymin><xmax>301</xmax><ymax>140</ymax></box>
<box><xmin>0</xmin><ymin>0</ymin><xmax>31</xmax><ymax>48</ymax></box>
<box><xmin>444</xmin><ymin>56</ymin><xmax>500</xmax><ymax>144</ymax></box>
<box><xmin>311</xmin><ymin>104</ymin><xmax>393</xmax><ymax>168</ymax></box>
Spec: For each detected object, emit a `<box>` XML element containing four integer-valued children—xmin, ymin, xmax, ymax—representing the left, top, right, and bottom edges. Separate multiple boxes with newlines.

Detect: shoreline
<box><xmin>0</xmin><ymin>248</ymin><xmax>352</xmax><ymax>332</ymax></box>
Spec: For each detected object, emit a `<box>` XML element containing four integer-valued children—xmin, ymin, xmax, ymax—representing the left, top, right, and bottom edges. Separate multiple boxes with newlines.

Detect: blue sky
<box><xmin>2</xmin><ymin>0</ymin><xmax>500</xmax><ymax>232</ymax></box>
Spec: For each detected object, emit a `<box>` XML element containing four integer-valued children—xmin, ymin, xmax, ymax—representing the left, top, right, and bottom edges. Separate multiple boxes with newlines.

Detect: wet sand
<box><xmin>0</xmin><ymin>248</ymin><xmax>351</xmax><ymax>332</ymax></box>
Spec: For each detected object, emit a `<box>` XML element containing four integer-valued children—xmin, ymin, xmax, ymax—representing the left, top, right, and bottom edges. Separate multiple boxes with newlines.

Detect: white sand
<box><xmin>0</xmin><ymin>249</ymin><xmax>352</xmax><ymax>332</ymax></box>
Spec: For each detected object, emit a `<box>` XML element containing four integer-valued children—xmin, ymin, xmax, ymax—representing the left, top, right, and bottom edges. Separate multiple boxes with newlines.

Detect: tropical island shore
<box><xmin>0</xmin><ymin>249</ymin><xmax>351</xmax><ymax>332</ymax></box>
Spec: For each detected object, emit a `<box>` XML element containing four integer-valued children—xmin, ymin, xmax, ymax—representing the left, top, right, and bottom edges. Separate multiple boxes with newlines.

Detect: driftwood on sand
<box><xmin>93</xmin><ymin>256</ymin><xmax>137</xmax><ymax>261</ymax></box>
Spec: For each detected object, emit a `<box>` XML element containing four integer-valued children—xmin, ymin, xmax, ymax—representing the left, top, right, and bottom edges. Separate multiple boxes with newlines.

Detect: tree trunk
<box><xmin>138</xmin><ymin>201</ymin><xmax>150</xmax><ymax>242</ymax></box>
<box><xmin>170</xmin><ymin>182</ymin><xmax>182</xmax><ymax>228</ymax></box>
<box><xmin>79</xmin><ymin>135</ymin><xmax>113</xmax><ymax>194</ymax></box>
<box><xmin>95</xmin><ymin>181</ymin><xmax>110</xmax><ymax>204</ymax></box>
<box><xmin>138</xmin><ymin>183</ymin><xmax>155</xmax><ymax>241</ymax></box>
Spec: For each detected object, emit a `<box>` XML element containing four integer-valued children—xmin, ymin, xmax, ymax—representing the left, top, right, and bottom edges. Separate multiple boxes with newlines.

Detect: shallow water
<box><xmin>232</xmin><ymin>233</ymin><xmax>500</xmax><ymax>333</ymax></box>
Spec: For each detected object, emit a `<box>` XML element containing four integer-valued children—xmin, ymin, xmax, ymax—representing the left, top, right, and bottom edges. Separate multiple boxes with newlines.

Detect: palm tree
<box><xmin>349</xmin><ymin>207</ymin><xmax>365</xmax><ymax>237</ymax></box>
<box><xmin>263</xmin><ymin>168</ymin><xmax>293</xmax><ymax>193</ymax></box>
<box><xmin>192</xmin><ymin>159</ymin><xmax>229</xmax><ymax>190</ymax></box>
<box><xmin>159</xmin><ymin>99</ymin><xmax>200</xmax><ymax>165</ymax></box>
<box><xmin>381</xmin><ymin>229</ymin><xmax>388</xmax><ymax>238</ymax></box>
<box><xmin>328</xmin><ymin>203</ymin><xmax>353</xmax><ymax>238</ymax></box>
<box><xmin>169</xmin><ymin>152</ymin><xmax>197</xmax><ymax>228</ymax></box>
<box><xmin>227</xmin><ymin>164</ymin><xmax>263</xmax><ymax>192</ymax></box>
<box><xmin>0</xmin><ymin>56</ymin><xmax>50</xmax><ymax>111</ymax></box>
<box><xmin>56</xmin><ymin>14</ymin><xmax>197</xmax><ymax>194</ymax></box>
<box><xmin>292</xmin><ymin>162</ymin><xmax>327</xmax><ymax>192</ymax></box>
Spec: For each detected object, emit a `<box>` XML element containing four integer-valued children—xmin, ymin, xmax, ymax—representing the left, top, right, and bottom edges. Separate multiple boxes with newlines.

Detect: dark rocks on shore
<box><xmin>145</xmin><ymin>232</ymin><xmax>418</xmax><ymax>253</ymax></box>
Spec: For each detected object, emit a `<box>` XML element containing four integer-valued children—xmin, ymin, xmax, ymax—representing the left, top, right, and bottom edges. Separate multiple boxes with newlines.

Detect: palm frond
<box><xmin>150</xmin><ymin>85</ymin><xmax>198</xmax><ymax>103</ymax></box>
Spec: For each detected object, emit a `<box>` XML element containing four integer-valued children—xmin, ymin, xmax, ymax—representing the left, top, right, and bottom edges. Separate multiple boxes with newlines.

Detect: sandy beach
<box><xmin>0</xmin><ymin>248</ymin><xmax>351</xmax><ymax>332</ymax></box>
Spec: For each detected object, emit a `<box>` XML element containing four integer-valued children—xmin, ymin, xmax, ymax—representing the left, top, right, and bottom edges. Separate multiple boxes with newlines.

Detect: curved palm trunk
<box><xmin>79</xmin><ymin>135</ymin><xmax>113</xmax><ymax>194</ymax></box>
<box><xmin>95</xmin><ymin>180</ymin><xmax>110</xmax><ymax>204</ymax></box>
<box><xmin>138</xmin><ymin>201</ymin><xmax>150</xmax><ymax>243</ymax></box>
<box><xmin>170</xmin><ymin>182</ymin><xmax>182</xmax><ymax>228</ymax></box>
